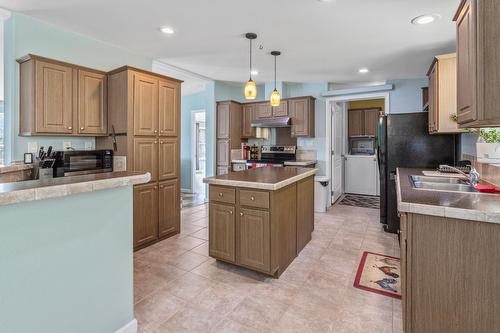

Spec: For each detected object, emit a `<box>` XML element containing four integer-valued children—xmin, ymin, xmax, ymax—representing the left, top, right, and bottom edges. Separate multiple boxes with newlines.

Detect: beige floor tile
<box><xmin>134</xmin><ymin>264</ymin><xmax>187</xmax><ymax>303</ymax></box>
<box><xmin>135</xmin><ymin>288</ymin><xmax>186</xmax><ymax>332</ymax></box>
<box><xmin>189</xmin><ymin>227</ymin><xmax>208</xmax><ymax>240</ymax></box>
<box><xmin>162</xmin><ymin>271</ymin><xmax>213</xmax><ymax>301</ymax></box>
<box><xmin>192</xmin><ymin>280</ymin><xmax>247</xmax><ymax>315</ymax></box>
<box><xmin>210</xmin><ymin>318</ymin><xmax>265</xmax><ymax>333</ymax></box>
<box><xmin>179</xmin><ymin>223</ymin><xmax>204</xmax><ymax>235</ymax></box>
<box><xmin>166</xmin><ymin>250</ymin><xmax>209</xmax><ymax>271</ymax></box>
<box><xmin>166</xmin><ymin>235</ymin><xmax>206</xmax><ymax>250</ymax></box>
<box><xmin>155</xmin><ymin>305</ymin><xmax>225</xmax><ymax>333</ymax></box>
<box><xmin>272</xmin><ymin>304</ymin><xmax>334</xmax><ymax>333</ymax></box>
<box><xmin>190</xmin><ymin>242</ymin><xmax>209</xmax><ymax>256</ymax></box>
<box><xmin>229</xmin><ymin>295</ymin><xmax>290</xmax><ymax>331</ymax></box>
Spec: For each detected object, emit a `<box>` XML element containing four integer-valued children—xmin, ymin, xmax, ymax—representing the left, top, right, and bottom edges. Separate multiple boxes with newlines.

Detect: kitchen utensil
<box><xmin>112</xmin><ymin>125</ymin><xmax>118</xmax><ymax>152</ymax></box>
<box><xmin>46</xmin><ymin>146</ymin><xmax>52</xmax><ymax>158</ymax></box>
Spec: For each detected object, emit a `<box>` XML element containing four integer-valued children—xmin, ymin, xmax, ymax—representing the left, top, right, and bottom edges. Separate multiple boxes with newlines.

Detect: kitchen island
<box><xmin>204</xmin><ymin>167</ymin><xmax>317</xmax><ymax>277</ymax></box>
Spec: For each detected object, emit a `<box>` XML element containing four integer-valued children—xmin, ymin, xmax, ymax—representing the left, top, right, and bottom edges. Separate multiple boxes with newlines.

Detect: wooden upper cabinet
<box><xmin>238</xmin><ymin>208</ymin><xmax>270</xmax><ymax>272</ymax></box>
<box><xmin>134</xmin><ymin>183</ymin><xmax>158</xmax><ymax>248</ymax></box>
<box><xmin>159</xmin><ymin>80</ymin><xmax>179</xmax><ymax>137</ymax></box>
<box><xmin>29</xmin><ymin>59</ymin><xmax>74</xmax><ymax>135</ymax></box>
<box><xmin>428</xmin><ymin>62</ymin><xmax>438</xmax><ymax>133</ymax></box>
<box><xmin>256</xmin><ymin>103</ymin><xmax>272</xmax><ymax>119</ymax></box>
<box><xmin>454</xmin><ymin>0</ymin><xmax>500</xmax><ymax>127</ymax></box>
<box><xmin>133</xmin><ymin>74</ymin><xmax>159</xmax><ymax>136</ymax></box>
<box><xmin>158</xmin><ymin>138</ymin><xmax>178</xmax><ymax>180</ymax></box>
<box><xmin>78</xmin><ymin>70</ymin><xmax>107</xmax><ymax>135</ymax></box>
<box><xmin>158</xmin><ymin>179</ymin><xmax>180</xmax><ymax>238</ymax></box>
<box><xmin>217</xmin><ymin>102</ymin><xmax>230</xmax><ymax>139</ymax></box>
<box><xmin>133</xmin><ymin>137</ymin><xmax>158</xmax><ymax>182</ymax></box>
<box><xmin>272</xmin><ymin>100</ymin><xmax>288</xmax><ymax>117</ymax></box>
<box><xmin>209</xmin><ymin>203</ymin><xmax>235</xmax><ymax>263</ymax></box>
<box><xmin>348</xmin><ymin>109</ymin><xmax>364</xmax><ymax>137</ymax></box>
<box><xmin>242</xmin><ymin>104</ymin><xmax>256</xmax><ymax>138</ymax></box>
<box><xmin>363</xmin><ymin>109</ymin><xmax>379</xmax><ymax>137</ymax></box>
<box><xmin>289</xmin><ymin>97</ymin><xmax>315</xmax><ymax>137</ymax></box>
<box><xmin>216</xmin><ymin>139</ymin><xmax>230</xmax><ymax>166</ymax></box>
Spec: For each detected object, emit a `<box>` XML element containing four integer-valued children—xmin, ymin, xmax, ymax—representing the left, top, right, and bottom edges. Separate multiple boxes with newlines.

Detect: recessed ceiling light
<box><xmin>251</xmin><ymin>70</ymin><xmax>259</xmax><ymax>75</ymax></box>
<box><xmin>411</xmin><ymin>14</ymin><xmax>441</xmax><ymax>25</ymax></box>
<box><xmin>358</xmin><ymin>68</ymin><xmax>369</xmax><ymax>74</ymax></box>
<box><xmin>160</xmin><ymin>26</ymin><xmax>175</xmax><ymax>34</ymax></box>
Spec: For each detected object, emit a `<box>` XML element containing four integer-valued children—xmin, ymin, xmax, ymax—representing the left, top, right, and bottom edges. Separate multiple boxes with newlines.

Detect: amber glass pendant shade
<box><xmin>244</xmin><ymin>79</ymin><xmax>257</xmax><ymax>99</ymax></box>
<box><xmin>270</xmin><ymin>89</ymin><xmax>281</xmax><ymax>106</ymax></box>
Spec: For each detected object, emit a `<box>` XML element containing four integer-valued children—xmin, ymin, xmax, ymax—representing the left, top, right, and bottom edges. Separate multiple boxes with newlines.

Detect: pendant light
<box><xmin>244</xmin><ymin>33</ymin><xmax>258</xmax><ymax>100</ymax></box>
<box><xmin>270</xmin><ymin>51</ymin><xmax>281</xmax><ymax>107</ymax></box>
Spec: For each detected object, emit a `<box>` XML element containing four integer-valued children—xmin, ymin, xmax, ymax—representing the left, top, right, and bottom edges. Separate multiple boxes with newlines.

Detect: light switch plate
<box><xmin>63</xmin><ymin>142</ymin><xmax>72</xmax><ymax>150</ymax></box>
<box><xmin>85</xmin><ymin>141</ymin><xmax>93</xmax><ymax>150</ymax></box>
<box><xmin>27</xmin><ymin>142</ymin><xmax>38</xmax><ymax>154</ymax></box>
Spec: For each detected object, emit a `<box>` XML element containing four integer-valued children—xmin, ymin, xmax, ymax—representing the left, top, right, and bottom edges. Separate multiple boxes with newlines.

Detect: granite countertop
<box><xmin>204</xmin><ymin>167</ymin><xmax>318</xmax><ymax>190</ymax></box>
<box><xmin>0</xmin><ymin>163</ymin><xmax>33</xmax><ymax>174</ymax></box>
<box><xmin>284</xmin><ymin>160</ymin><xmax>317</xmax><ymax>166</ymax></box>
<box><xmin>396</xmin><ymin>168</ymin><xmax>500</xmax><ymax>224</ymax></box>
<box><xmin>0</xmin><ymin>171</ymin><xmax>151</xmax><ymax>206</ymax></box>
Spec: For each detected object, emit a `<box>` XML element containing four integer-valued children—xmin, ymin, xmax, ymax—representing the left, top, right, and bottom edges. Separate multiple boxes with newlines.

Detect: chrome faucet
<box><xmin>442</xmin><ymin>165</ymin><xmax>480</xmax><ymax>186</ymax></box>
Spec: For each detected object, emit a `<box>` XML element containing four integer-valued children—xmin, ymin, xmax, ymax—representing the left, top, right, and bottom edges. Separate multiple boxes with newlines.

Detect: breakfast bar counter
<box><xmin>204</xmin><ymin>167</ymin><xmax>317</xmax><ymax>277</ymax></box>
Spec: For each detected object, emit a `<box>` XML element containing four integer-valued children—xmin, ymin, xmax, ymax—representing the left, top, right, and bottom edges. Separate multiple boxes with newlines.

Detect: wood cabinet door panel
<box><xmin>272</xmin><ymin>100</ymin><xmax>288</xmax><ymax>117</ymax></box>
<box><xmin>159</xmin><ymin>80</ymin><xmax>179</xmax><ymax>137</ymax></box>
<box><xmin>238</xmin><ymin>208</ymin><xmax>270</xmax><ymax>272</ymax></box>
<box><xmin>364</xmin><ymin>109</ymin><xmax>380</xmax><ymax>137</ymax></box>
<box><xmin>456</xmin><ymin>1</ymin><xmax>476</xmax><ymax>124</ymax></box>
<box><xmin>133</xmin><ymin>74</ymin><xmax>158</xmax><ymax>136</ymax></box>
<box><xmin>428</xmin><ymin>64</ymin><xmax>438</xmax><ymax>132</ymax></box>
<box><xmin>217</xmin><ymin>139</ymin><xmax>230</xmax><ymax>166</ymax></box>
<box><xmin>209</xmin><ymin>203</ymin><xmax>235</xmax><ymax>262</ymax></box>
<box><xmin>158</xmin><ymin>180</ymin><xmax>179</xmax><ymax>238</ymax></box>
<box><xmin>296</xmin><ymin>177</ymin><xmax>314</xmax><ymax>254</ymax></box>
<box><xmin>134</xmin><ymin>183</ymin><xmax>158</xmax><ymax>248</ymax></box>
<box><xmin>217</xmin><ymin>103</ymin><xmax>230</xmax><ymax>139</ymax></box>
<box><xmin>290</xmin><ymin>98</ymin><xmax>310</xmax><ymax>136</ymax></box>
<box><xmin>35</xmin><ymin>60</ymin><xmax>74</xmax><ymax>134</ymax></box>
<box><xmin>133</xmin><ymin>138</ymin><xmax>158</xmax><ymax>181</ymax></box>
<box><xmin>159</xmin><ymin>138</ymin><xmax>178</xmax><ymax>180</ymax></box>
<box><xmin>78</xmin><ymin>70</ymin><xmax>107</xmax><ymax>135</ymax></box>
<box><xmin>256</xmin><ymin>103</ymin><xmax>272</xmax><ymax>119</ymax></box>
<box><xmin>242</xmin><ymin>104</ymin><xmax>256</xmax><ymax>138</ymax></box>
<box><xmin>348</xmin><ymin>109</ymin><xmax>364</xmax><ymax>137</ymax></box>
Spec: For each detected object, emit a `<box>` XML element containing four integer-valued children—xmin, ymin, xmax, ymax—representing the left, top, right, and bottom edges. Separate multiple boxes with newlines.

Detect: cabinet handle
<box><xmin>68</xmin><ymin>126</ymin><xmax>72</xmax><ymax>130</ymax></box>
<box><xmin>240</xmin><ymin>212</ymin><xmax>244</xmax><ymax>216</ymax></box>
<box><xmin>218</xmin><ymin>192</ymin><xmax>223</xmax><ymax>197</ymax></box>
<box><xmin>80</xmin><ymin>127</ymin><xmax>84</xmax><ymax>131</ymax></box>
<box><xmin>250</xmin><ymin>196</ymin><xmax>255</xmax><ymax>201</ymax></box>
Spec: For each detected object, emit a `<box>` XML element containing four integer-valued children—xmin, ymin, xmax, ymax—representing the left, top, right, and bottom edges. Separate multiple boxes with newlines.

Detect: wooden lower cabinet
<box><xmin>209</xmin><ymin>203</ymin><xmax>235</xmax><ymax>262</ymax></box>
<box><xmin>296</xmin><ymin>177</ymin><xmax>314</xmax><ymax>253</ymax></box>
<box><xmin>399</xmin><ymin>212</ymin><xmax>500</xmax><ymax>332</ymax></box>
<box><xmin>133</xmin><ymin>183</ymin><xmax>159</xmax><ymax>248</ymax></box>
<box><xmin>158</xmin><ymin>180</ymin><xmax>180</xmax><ymax>238</ymax></box>
<box><xmin>239</xmin><ymin>208</ymin><xmax>270</xmax><ymax>272</ymax></box>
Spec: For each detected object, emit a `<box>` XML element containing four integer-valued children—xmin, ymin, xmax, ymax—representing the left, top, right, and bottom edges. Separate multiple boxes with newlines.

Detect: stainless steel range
<box><xmin>246</xmin><ymin>145</ymin><xmax>296</xmax><ymax>169</ymax></box>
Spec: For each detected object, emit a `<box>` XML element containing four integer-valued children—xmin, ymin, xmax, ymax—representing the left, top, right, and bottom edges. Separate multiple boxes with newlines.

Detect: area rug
<box><xmin>353</xmin><ymin>251</ymin><xmax>401</xmax><ymax>299</ymax></box>
<box><xmin>338</xmin><ymin>194</ymin><xmax>380</xmax><ymax>209</ymax></box>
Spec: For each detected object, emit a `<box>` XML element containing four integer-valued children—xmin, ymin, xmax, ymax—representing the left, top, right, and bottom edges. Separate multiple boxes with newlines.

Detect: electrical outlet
<box><xmin>63</xmin><ymin>142</ymin><xmax>72</xmax><ymax>150</ymax></box>
<box><xmin>27</xmin><ymin>142</ymin><xmax>38</xmax><ymax>154</ymax></box>
<box><xmin>85</xmin><ymin>141</ymin><xmax>93</xmax><ymax>150</ymax></box>
<box><xmin>113</xmin><ymin>156</ymin><xmax>127</xmax><ymax>172</ymax></box>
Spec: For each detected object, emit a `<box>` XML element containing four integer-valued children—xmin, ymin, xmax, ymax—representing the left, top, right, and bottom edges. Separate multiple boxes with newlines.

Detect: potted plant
<box><xmin>477</xmin><ymin>128</ymin><xmax>500</xmax><ymax>163</ymax></box>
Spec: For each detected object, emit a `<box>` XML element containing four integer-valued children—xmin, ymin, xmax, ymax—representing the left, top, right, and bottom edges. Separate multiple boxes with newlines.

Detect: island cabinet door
<box><xmin>158</xmin><ymin>180</ymin><xmax>180</xmax><ymax>238</ymax></box>
<box><xmin>238</xmin><ymin>208</ymin><xmax>270</xmax><ymax>273</ymax></box>
<box><xmin>158</xmin><ymin>138</ymin><xmax>178</xmax><ymax>180</ymax></box>
<box><xmin>134</xmin><ymin>183</ymin><xmax>159</xmax><ymax>248</ymax></box>
<box><xmin>209</xmin><ymin>203</ymin><xmax>235</xmax><ymax>262</ymax></box>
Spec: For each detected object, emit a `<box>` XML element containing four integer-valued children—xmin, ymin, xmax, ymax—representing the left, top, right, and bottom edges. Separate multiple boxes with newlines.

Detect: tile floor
<box><xmin>134</xmin><ymin>203</ymin><xmax>403</xmax><ymax>333</ymax></box>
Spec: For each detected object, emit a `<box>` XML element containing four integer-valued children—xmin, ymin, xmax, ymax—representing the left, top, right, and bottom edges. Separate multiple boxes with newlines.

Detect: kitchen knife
<box><xmin>46</xmin><ymin>146</ymin><xmax>52</xmax><ymax>158</ymax></box>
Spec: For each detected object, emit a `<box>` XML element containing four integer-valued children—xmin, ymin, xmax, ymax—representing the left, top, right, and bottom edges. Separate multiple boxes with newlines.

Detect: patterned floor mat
<box><xmin>338</xmin><ymin>194</ymin><xmax>380</xmax><ymax>209</ymax></box>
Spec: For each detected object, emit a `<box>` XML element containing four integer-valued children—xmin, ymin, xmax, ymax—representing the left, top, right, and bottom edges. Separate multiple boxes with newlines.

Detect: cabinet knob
<box><xmin>229</xmin><ymin>210</ymin><xmax>233</xmax><ymax>214</ymax></box>
<box><xmin>240</xmin><ymin>212</ymin><xmax>244</xmax><ymax>216</ymax></box>
<box><xmin>154</xmin><ymin>130</ymin><xmax>158</xmax><ymax>133</ymax></box>
<box><xmin>160</xmin><ymin>141</ymin><xmax>164</xmax><ymax>144</ymax></box>
<box><xmin>68</xmin><ymin>126</ymin><xmax>72</xmax><ymax>130</ymax></box>
<box><xmin>160</xmin><ymin>129</ymin><xmax>164</xmax><ymax>133</ymax></box>
<box><xmin>80</xmin><ymin>127</ymin><xmax>84</xmax><ymax>130</ymax></box>
<box><xmin>218</xmin><ymin>192</ymin><xmax>223</xmax><ymax>197</ymax></box>
<box><xmin>154</xmin><ymin>141</ymin><xmax>158</xmax><ymax>144</ymax></box>
<box><xmin>250</xmin><ymin>196</ymin><xmax>255</xmax><ymax>201</ymax></box>
<box><xmin>153</xmin><ymin>186</ymin><xmax>158</xmax><ymax>190</ymax></box>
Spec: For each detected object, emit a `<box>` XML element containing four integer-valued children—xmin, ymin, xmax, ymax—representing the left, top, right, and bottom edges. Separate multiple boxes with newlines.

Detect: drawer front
<box><xmin>239</xmin><ymin>190</ymin><xmax>269</xmax><ymax>209</ymax></box>
<box><xmin>209</xmin><ymin>186</ymin><xmax>236</xmax><ymax>204</ymax></box>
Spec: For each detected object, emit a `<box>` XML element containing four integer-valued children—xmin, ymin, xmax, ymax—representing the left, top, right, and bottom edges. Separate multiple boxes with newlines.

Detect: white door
<box><xmin>331</xmin><ymin>102</ymin><xmax>344</xmax><ymax>203</ymax></box>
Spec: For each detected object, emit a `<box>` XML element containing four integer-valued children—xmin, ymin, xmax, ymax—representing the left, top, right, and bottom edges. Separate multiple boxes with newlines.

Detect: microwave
<box><xmin>53</xmin><ymin>150</ymin><xmax>113</xmax><ymax>177</ymax></box>
<box><xmin>349</xmin><ymin>136</ymin><xmax>376</xmax><ymax>155</ymax></box>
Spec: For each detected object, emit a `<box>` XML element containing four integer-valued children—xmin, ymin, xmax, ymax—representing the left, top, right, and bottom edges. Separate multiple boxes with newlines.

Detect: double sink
<box><xmin>410</xmin><ymin>175</ymin><xmax>477</xmax><ymax>193</ymax></box>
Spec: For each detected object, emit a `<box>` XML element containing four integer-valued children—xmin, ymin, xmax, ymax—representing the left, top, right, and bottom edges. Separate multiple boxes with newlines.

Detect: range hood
<box><xmin>251</xmin><ymin>117</ymin><xmax>291</xmax><ymax>128</ymax></box>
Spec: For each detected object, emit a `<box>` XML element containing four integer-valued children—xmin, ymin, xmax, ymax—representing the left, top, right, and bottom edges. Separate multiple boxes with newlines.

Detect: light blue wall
<box><xmin>181</xmin><ymin>83</ymin><xmax>215</xmax><ymax>191</ymax></box>
<box><xmin>0</xmin><ymin>187</ymin><xmax>134</xmax><ymax>333</ymax></box>
<box><xmin>215</xmin><ymin>81</ymin><xmax>265</xmax><ymax>102</ymax></box>
<box><xmin>387</xmin><ymin>79</ymin><xmax>428</xmax><ymax>114</ymax></box>
<box><xmin>4</xmin><ymin>13</ymin><xmax>153</xmax><ymax>162</ymax></box>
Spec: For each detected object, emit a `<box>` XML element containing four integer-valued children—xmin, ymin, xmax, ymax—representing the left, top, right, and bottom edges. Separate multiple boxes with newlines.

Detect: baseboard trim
<box><xmin>115</xmin><ymin>319</ymin><xmax>137</xmax><ymax>333</ymax></box>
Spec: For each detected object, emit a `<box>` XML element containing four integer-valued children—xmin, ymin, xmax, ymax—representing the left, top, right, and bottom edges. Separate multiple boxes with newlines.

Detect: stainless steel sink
<box><xmin>410</xmin><ymin>175</ymin><xmax>477</xmax><ymax>193</ymax></box>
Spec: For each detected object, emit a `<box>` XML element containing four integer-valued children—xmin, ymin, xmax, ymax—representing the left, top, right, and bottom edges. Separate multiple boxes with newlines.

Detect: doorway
<box><xmin>184</xmin><ymin>110</ymin><xmax>206</xmax><ymax>208</ymax></box>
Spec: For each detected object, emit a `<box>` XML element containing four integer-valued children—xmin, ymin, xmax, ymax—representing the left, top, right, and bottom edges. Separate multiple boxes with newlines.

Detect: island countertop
<box><xmin>0</xmin><ymin>171</ymin><xmax>151</xmax><ymax>206</ymax></box>
<box><xmin>397</xmin><ymin>168</ymin><xmax>500</xmax><ymax>223</ymax></box>
<box><xmin>203</xmin><ymin>167</ymin><xmax>318</xmax><ymax>190</ymax></box>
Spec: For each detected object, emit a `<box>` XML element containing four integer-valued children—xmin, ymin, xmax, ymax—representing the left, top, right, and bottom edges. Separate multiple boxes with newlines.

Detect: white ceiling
<box><xmin>1</xmin><ymin>0</ymin><xmax>459</xmax><ymax>83</ymax></box>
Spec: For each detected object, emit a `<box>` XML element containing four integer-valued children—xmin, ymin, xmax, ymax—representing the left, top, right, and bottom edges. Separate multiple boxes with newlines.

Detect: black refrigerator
<box><xmin>377</xmin><ymin>112</ymin><xmax>456</xmax><ymax>233</ymax></box>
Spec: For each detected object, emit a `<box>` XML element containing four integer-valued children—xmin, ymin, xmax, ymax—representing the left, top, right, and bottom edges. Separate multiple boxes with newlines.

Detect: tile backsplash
<box><xmin>464</xmin><ymin>154</ymin><xmax>500</xmax><ymax>187</ymax></box>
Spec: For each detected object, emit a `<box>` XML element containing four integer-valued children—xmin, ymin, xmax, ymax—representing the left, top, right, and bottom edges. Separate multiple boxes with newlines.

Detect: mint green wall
<box><xmin>215</xmin><ymin>81</ymin><xmax>265</xmax><ymax>102</ymax></box>
<box><xmin>0</xmin><ymin>187</ymin><xmax>134</xmax><ymax>333</ymax></box>
<box><xmin>4</xmin><ymin>12</ymin><xmax>153</xmax><ymax>162</ymax></box>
